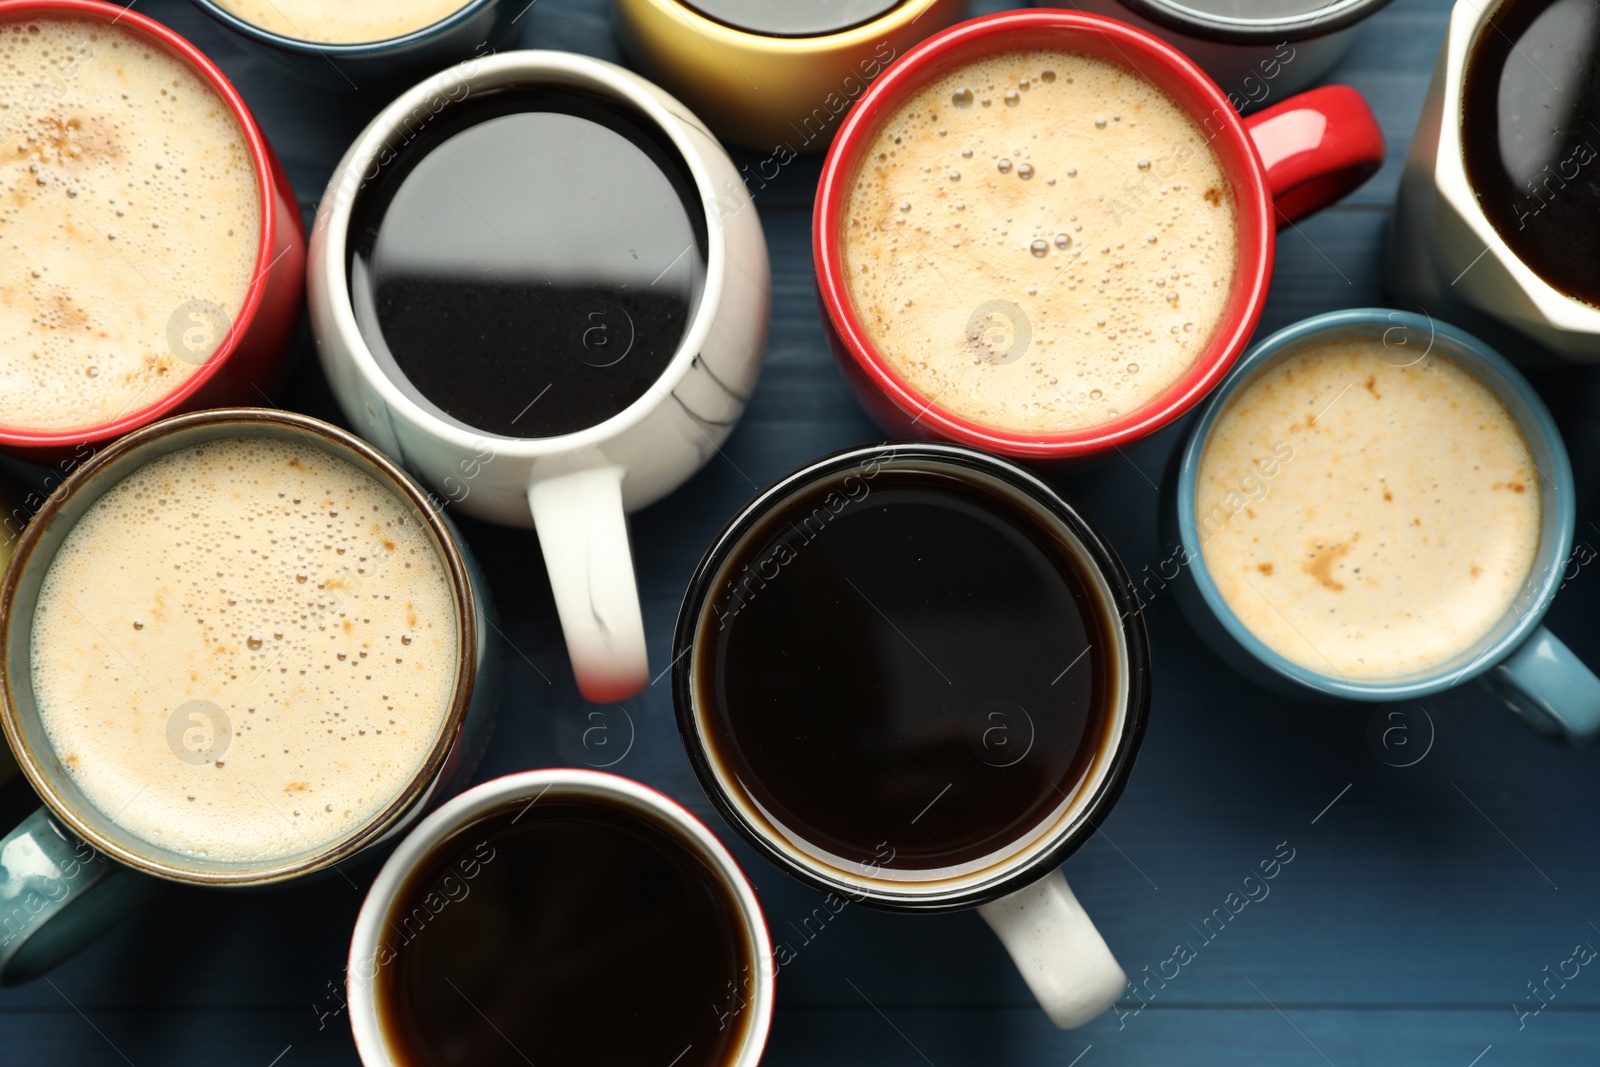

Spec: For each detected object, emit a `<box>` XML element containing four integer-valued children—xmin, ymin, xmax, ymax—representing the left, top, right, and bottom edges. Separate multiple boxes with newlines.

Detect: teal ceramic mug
<box><xmin>0</xmin><ymin>409</ymin><xmax>500</xmax><ymax>984</ymax></box>
<box><xmin>1161</xmin><ymin>308</ymin><xmax>1599</xmax><ymax>746</ymax></box>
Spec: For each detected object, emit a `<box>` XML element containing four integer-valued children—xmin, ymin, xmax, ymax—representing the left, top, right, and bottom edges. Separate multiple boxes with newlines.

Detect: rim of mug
<box><xmin>0</xmin><ymin>408</ymin><xmax>481</xmax><ymax>886</ymax></box>
<box><xmin>188</xmin><ymin>0</ymin><xmax>501</xmax><ymax>54</ymax></box>
<box><xmin>1090</xmin><ymin>0</ymin><xmax>1397</xmax><ymax>44</ymax></box>
<box><xmin>627</xmin><ymin>0</ymin><xmax>952</xmax><ymax>43</ymax></box>
<box><xmin>1174</xmin><ymin>308</ymin><xmax>1576</xmax><ymax>701</ymax></box>
<box><xmin>346</xmin><ymin>768</ymin><xmax>776</xmax><ymax>1067</ymax></box>
<box><xmin>312</xmin><ymin>50</ymin><xmax>729</xmax><ymax>459</ymax></box>
<box><xmin>0</xmin><ymin>0</ymin><xmax>293</xmax><ymax>453</ymax></box>
<box><xmin>671</xmin><ymin>442</ymin><xmax>1152</xmax><ymax>912</ymax></box>
<box><xmin>1429</xmin><ymin>0</ymin><xmax>1600</xmax><ymax>334</ymax></box>
<box><xmin>813</xmin><ymin>10</ymin><xmax>1275</xmax><ymax>460</ymax></box>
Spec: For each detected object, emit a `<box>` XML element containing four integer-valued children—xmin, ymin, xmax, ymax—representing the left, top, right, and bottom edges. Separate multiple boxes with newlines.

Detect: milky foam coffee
<box><xmin>0</xmin><ymin>18</ymin><xmax>261</xmax><ymax>433</ymax></box>
<box><xmin>844</xmin><ymin>50</ymin><xmax>1238</xmax><ymax>435</ymax></box>
<box><xmin>211</xmin><ymin>0</ymin><xmax>473</xmax><ymax>44</ymax></box>
<box><xmin>1196</xmin><ymin>340</ymin><xmax>1542</xmax><ymax>679</ymax></box>
<box><xmin>31</xmin><ymin>436</ymin><xmax>460</xmax><ymax>864</ymax></box>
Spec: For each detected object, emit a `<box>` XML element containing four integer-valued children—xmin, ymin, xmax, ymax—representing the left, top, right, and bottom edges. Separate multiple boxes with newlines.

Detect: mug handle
<box><xmin>1243</xmin><ymin>84</ymin><xmax>1386</xmax><ymax>227</ymax></box>
<box><xmin>1481</xmin><ymin>627</ymin><xmax>1600</xmax><ymax>748</ymax></box>
<box><xmin>527</xmin><ymin>467</ymin><xmax>650</xmax><ymax>702</ymax></box>
<box><xmin>977</xmin><ymin>867</ymin><xmax>1126</xmax><ymax>1029</ymax></box>
<box><xmin>0</xmin><ymin>808</ymin><xmax>160</xmax><ymax>986</ymax></box>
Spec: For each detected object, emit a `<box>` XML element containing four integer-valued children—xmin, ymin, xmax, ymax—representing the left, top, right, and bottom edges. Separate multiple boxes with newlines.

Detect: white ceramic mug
<box><xmin>309</xmin><ymin>50</ymin><xmax>770</xmax><ymax>702</ymax></box>
<box><xmin>1387</xmin><ymin>0</ymin><xmax>1600</xmax><ymax>362</ymax></box>
<box><xmin>346</xmin><ymin>768</ymin><xmax>775</xmax><ymax>1067</ymax></box>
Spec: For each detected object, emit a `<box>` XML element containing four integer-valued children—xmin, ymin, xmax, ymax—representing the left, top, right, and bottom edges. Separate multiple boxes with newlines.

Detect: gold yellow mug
<box><xmin>612</xmin><ymin>0</ymin><xmax>968</xmax><ymax>152</ymax></box>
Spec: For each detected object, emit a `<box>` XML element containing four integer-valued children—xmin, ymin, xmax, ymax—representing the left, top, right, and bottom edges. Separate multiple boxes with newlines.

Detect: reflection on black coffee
<box><xmin>694</xmin><ymin>464</ymin><xmax>1113</xmax><ymax>874</ymax></box>
<box><xmin>349</xmin><ymin>87</ymin><xmax>706</xmax><ymax>439</ymax></box>
<box><xmin>1463</xmin><ymin>0</ymin><xmax>1600</xmax><ymax>304</ymax></box>
<box><xmin>375</xmin><ymin>797</ymin><xmax>750</xmax><ymax>1067</ymax></box>
<box><xmin>679</xmin><ymin>0</ymin><xmax>902</xmax><ymax>36</ymax></box>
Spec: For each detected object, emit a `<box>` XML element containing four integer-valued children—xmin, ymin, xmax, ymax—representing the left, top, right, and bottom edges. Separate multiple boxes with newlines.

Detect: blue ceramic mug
<box><xmin>1162</xmin><ymin>308</ymin><xmax>1600</xmax><ymax>746</ymax></box>
<box><xmin>188</xmin><ymin>0</ymin><xmax>522</xmax><ymax>89</ymax></box>
<box><xmin>0</xmin><ymin>409</ymin><xmax>500</xmax><ymax>985</ymax></box>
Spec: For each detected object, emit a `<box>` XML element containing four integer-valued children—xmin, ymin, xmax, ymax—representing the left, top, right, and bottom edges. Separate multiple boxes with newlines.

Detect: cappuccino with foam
<box><xmin>843</xmin><ymin>50</ymin><xmax>1238</xmax><ymax>435</ymax></box>
<box><xmin>1196</xmin><ymin>341</ymin><xmax>1542</xmax><ymax>679</ymax></box>
<box><xmin>31</xmin><ymin>435</ymin><xmax>460</xmax><ymax>864</ymax></box>
<box><xmin>0</xmin><ymin>17</ymin><xmax>261</xmax><ymax>433</ymax></box>
<box><xmin>211</xmin><ymin>0</ymin><xmax>473</xmax><ymax>44</ymax></box>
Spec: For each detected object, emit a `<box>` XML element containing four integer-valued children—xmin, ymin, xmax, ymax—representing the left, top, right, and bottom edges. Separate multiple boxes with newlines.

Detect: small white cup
<box><xmin>346</xmin><ymin>769</ymin><xmax>775</xmax><ymax>1067</ymax></box>
<box><xmin>1387</xmin><ymin>0</ymin><xmax>1600</xmax><ymax>361</ymax></box>
<box><xmin>309</xmin><ymin>50</ymin><xmax>770</xmax><ymax>701</ymax></box>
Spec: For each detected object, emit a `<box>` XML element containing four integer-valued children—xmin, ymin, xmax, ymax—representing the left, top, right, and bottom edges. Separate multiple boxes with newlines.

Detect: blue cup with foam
<box><xmin>1161</xmin><ymin>308</ymin><xmax>1600</xmax><ymax>746</ymax></box>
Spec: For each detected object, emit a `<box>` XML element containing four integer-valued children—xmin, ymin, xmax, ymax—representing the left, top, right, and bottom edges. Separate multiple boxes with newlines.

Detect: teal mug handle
<box><xmin>1481</xmin><ymin>628</ymin><xmax>1600</xmax><ymax>748</ymax></box>
<box><xmin>0</xmin><ymin>808</ymin><xmax>160</xmax><ymax>986</ymax></box>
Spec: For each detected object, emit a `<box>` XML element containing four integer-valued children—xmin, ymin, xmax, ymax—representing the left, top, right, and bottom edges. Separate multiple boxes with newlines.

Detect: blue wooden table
<box><xmin>4</xmin><ymin>0</ymin><xmax>1600</xmax><ymax>1064</ymax></box>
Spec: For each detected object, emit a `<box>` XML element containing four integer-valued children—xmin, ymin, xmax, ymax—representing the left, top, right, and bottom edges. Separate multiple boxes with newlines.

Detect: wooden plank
<box><xmin>2</xmin><ymin>1005</ymin><xmax>1594</xmax><ymax>1066</ymax></box>
<box><xmin>756</xmin><ymin>1006</ymin><xmax>1597</xmax><ymax>1067</ymax></box>
<box><xmin>10</xmin><ymin>2</ymin><xmax>1600</xmax><ymax>1066</ymax></box>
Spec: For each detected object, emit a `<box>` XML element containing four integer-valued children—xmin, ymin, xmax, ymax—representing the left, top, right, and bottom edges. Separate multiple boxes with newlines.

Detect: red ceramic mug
<box><xmin>814</xmin><ymin>9</ymin><xmax>1384</xmax><ymax>461</ymax></box>
<box><xmin>0</xmin><ymin>0</ymin><xmax>305</xmax><ymax>464</ymax></box>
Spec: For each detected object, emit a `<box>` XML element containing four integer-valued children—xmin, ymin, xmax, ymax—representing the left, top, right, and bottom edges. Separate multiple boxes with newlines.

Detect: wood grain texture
<box><xmin>3</xmin><ymin>0</ymin><xmax>1600</xmax><ymax>1063</ymax></box>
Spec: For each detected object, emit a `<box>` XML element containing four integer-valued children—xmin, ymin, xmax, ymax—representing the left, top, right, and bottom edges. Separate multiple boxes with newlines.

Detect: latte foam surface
<box><xmin>32</xmin><ymin>435</ymin><xmax>460</xmax><ymax>864</ymax></box>
<box><xmin>0</xmin><ymin>17</ymin><xmax>261</xmax><ymax>433</ymax></box>
<box><xmin>1197</xmin><ymin>341</ymin><xmax>1543</xmax><ymax>679</ymax></box>
<box><xmin>843</xmin><ymin>49</ymin><xmax>1238</xmax><ymax>435</ymax></box>
<box><xmin>211</xmin><ymin>0</ymin><xmax>474</xmax><ymax>44</ymax></box>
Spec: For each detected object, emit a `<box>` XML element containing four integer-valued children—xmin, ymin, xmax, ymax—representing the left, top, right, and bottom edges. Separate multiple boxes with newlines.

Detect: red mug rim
<box><xmin>813</xmin><ymin>9</ymin><xmax>1276</xmax><ymax>459</ymax></box>
<box><xmin>0</xmin><ymin>0</ymin><xmax>287</xmax><ymax>451</ymax></box>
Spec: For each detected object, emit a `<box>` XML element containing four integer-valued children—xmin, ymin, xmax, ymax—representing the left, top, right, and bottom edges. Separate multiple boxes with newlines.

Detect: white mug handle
<box><xmin>527</xmin><ymin>467</ymin><xmax>649</xmax><ymax>702</ymax></box>
<box><xmin>977</xmin><ymin>867</ymin><xmax>1126</xmax><ymax>1029</ymax></box>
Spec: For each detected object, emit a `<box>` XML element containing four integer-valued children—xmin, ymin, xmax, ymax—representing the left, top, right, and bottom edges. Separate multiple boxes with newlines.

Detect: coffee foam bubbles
<box><xmin>0</xmin><ymin>18</ymin><xmax>260</xmax><ymax>433</ymax></box>
<box><xmin>843</xmin><ymin>50</ymin><xmax>1238</xmax><ymax>435</ymax></box>
<box><xmin>211</xmin><ymin>1</ymin><xmax>473</xmax><ymax>44</ymax></box>
<box><xmin>1197</xmin><ymin>341</ymin><xmax>1542</xmax><ymax>679</ymax></box>
<box><xmin>31</xmin><ymin>436</ymin><xmax>460</xmax><ymax>865</ymax></box>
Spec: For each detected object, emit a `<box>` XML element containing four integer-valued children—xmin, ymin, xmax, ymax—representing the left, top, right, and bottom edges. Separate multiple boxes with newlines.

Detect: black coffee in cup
<box><xmin>373</xmin><ymin>794</ymin><xmax>752</xmax><ymax>1067</ymax></box>
<box><xmin>680</xmin><ymin>0</ymin><xmax>903</xmax><ymax>36</ymax></box>
<box><xmin>348</xmin><ymin>87</ymin><xmax>707</xmax><ymax>439</ymax></box>
<box><xmin>1462</xmin><ymin>0</ymin><xmax>1600</xmax><ymax>304</ymax></box>
<box><xmin>691</xmin><ymin>459</ymin><xmax>1117</xmax><ymax>875</ymax></box>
